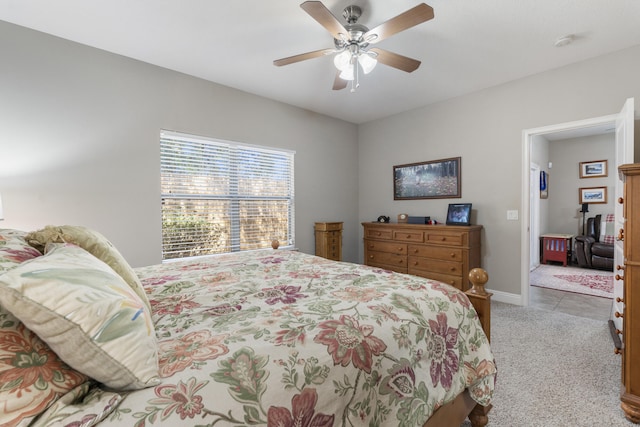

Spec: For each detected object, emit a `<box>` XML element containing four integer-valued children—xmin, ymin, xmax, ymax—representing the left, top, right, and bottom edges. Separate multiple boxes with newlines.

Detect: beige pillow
<box><xmin>25</xmin><ymin>225</ymin><xmax>151</xmax><ymax>314</ymax></box>
<box><xmin>0</xmin><ymin>243</ymin><xmax>160</xmax><ymax>390</ymax></box>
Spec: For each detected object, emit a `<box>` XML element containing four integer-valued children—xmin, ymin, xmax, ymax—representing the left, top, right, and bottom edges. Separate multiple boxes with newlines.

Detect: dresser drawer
<box><xmin>315</xmin><ymin>222</ymin><xmax>342</xmax><ymax>231</ymax></box>
<box><xmin>326</xmin><ymin>231</ymin><xmax>341</xmax><ymax>244</ymax></box>
<box><xmin>410</xmin><ymin>270</ymin><xmax>463</xmax><ymax>289</ymax></box>
<box><xmin>425</xmin><ymin>231</ymin><xmax>465</xmax><ymax>246</ymax></box>
<box><xmin>409</xmin><ymin>245</ymin><xmax>462</xmax><ymax>261</ymax></box>
<box><xmin>409</xmin><ymin>256</ymin><xmax>462</xmax><ymax>276</ymax></box>
<box><xmin>393</xmin><ymin>230</ymin><xmax>424</xmax><ymax>243</ymax></box>
<box><xmin>365</xmin><ymin>240</ymin><xmax>407</xmax><ymax>255</ymax></box>
<box><xmin>366</xmin><ymin>250</ymin><xmax>407</xmax><ymax>269</ymax></box>
<box><xmin>365</xmin><ymin>228</ymin><xmax>393</xmax><ymax>240</ymax></box>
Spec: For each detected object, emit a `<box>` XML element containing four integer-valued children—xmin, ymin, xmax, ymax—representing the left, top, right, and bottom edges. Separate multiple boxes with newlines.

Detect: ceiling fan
<box><xmin>273</xmin><ymin>1</ymin><xmax>434</xmax><ymax>91</ymax></box>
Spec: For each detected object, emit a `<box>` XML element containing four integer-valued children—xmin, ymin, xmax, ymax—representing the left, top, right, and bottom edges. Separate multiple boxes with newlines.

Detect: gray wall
<box><xmin>547</xmin><ymin>134</ymin><xmax>616</xmax><ymax>236</ymax></box>
<box><xmin>0</xmin><ymin>21</ymin><xmax>359</xmax><ymax>267</ymax></box>
<box><xmin>358</xmin><ymin>45</ymin><xmax>640</xmax><ymax>298</ymax></box>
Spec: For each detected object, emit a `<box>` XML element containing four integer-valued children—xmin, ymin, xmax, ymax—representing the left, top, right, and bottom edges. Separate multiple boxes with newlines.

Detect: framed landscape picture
<box><xmin>579</xmin><ymin>186</ymin><xmax>607</xmax><ymax>204</ymax></box>
<box><xmin>393</xmin><ymin>157</ymin><xmax>461</xmax><ymax>200</ymax></box>
<box><xmin>579</xmin><ymin>160</ymin><xmax>608</xmax><ymax>178</ymax></box>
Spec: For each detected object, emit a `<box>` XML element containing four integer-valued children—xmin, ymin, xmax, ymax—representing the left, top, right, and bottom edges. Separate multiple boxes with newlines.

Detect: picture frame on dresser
<box><xmin>446</xmin><ymin>203</ymin><xmax>472</xmax><ymax>225</ymax></box>
<box><xmin>393</xmin><ymin>157</ymin><xmax>461</xmax><ymax>200</ymax></box>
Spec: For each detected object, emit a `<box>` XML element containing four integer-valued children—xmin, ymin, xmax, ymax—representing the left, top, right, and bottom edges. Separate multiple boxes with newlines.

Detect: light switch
<box><xmin>507</xmin><ymin>210</ymin><xmax>519</xmax><ymax>220</ymax></box>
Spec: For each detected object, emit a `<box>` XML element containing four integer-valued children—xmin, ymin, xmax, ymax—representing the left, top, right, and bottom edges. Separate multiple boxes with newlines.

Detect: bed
<box><xmin>0</xmin><ymin>226</ymin><xmax>496</xmax><ymax>427</ymax></box>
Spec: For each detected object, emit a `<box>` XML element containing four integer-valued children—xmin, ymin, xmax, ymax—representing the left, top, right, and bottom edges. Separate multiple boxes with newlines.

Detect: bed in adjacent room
<box><xmin>0</xmin><ymin>226</ymin><xmax>496</xmax><ymax>427</ymax></box>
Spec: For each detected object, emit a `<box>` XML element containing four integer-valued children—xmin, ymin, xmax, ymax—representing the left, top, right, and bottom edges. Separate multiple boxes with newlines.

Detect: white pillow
<box><xmin>0</xmin><ymin>243</ymin><xmax>159</xmax><ymax>390</ymax></box>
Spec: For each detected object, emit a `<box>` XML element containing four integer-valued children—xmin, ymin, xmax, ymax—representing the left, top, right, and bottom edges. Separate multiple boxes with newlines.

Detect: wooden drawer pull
<box><xmin>617</xmin><ymin>228</ymin><xmax>624</xmax><ymax>241</ymax></box>
<box><xmin>615</xmin><ymin>348</ymin><xmax>622</xmax><ymax>355</ymax></box>
<box><xmin>616</xmin><ymin>274</ymin><xmax>624</xmax><ymax>281</ymax></box>
<box><xmin>450</xmin><ymin>253</ymin><xmax>456</xmax><ymax>258</ymax></box>
<box><xmin>617</xmin><ymin>265</ymin><xmax>625</xmax><ymax>271</ymax></box>
<box><xmin>398</xmin><ymin>247</ymin><xmax>404</xmax><ymax>252</ymax></box>
<box><xmin>615</xmin><ymin>311</ymin><xmax>623</xmax><ymax>319</ymax></box>
<box><xmin>617</xmin><ymin>297</ymin><xmax>624</xmax><ymax>303</ymax></box>
<box><xmin>618</xmin><ymin>197</ymin><xmax>624</xmax><ymax>204</ymax></box>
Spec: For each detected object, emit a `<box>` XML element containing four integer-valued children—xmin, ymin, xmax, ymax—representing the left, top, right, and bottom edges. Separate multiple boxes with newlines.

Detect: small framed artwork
<box><xmin>579</xmin><ymin>186</ymin><xmax>607</xmax><ymax>204</ymax></box>
<box><xmin>579</xmin><ymin>160</ymin><xmax>608</xmax><ymax>178</ymax></box>
<box><xmin>446</xmin><ymin>203</ymin><xmax>472</xmax><ymax>226</ymax></box>
<box><xmin>393</xmin><ymin>157</ymin><xmax>461</xmax><ymax>200</ymax></box>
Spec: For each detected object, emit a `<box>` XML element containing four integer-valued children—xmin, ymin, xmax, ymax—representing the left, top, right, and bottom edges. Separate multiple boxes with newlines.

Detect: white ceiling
<box><xmin>2</xmin><ymin>0</ymin><xmax>640</xmax><ymax>124</ymax></box>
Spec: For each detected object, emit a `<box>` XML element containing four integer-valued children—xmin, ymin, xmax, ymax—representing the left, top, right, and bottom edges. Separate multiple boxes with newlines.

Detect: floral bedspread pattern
<box><xmin>94</xmin><ymin>250</ymin><xmax>496</xmax><ymax>427</ymax></box>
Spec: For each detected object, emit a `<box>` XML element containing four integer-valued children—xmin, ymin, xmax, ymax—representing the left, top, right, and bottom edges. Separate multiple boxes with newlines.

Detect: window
<box><xmin>160</xmin><ymin>130</ymin><xmax>295</xmax><ymax>260</ymax></box>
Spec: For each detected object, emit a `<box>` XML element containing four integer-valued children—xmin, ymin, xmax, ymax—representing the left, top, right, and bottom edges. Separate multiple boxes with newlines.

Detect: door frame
<box><xmin>521</xmin><ymin>113</ymin><xmax>618</xmax><ymax>306</ymax></box>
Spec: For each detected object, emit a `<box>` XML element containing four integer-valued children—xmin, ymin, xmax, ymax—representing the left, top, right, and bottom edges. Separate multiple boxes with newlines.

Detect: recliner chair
<box><xmin>574</xmin><ymin>214</ymin><xmax>614</xmax><ymax>271</ymax></box>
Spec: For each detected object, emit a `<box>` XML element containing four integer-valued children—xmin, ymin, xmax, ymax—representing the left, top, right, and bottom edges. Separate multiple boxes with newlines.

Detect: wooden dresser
<box><xmin>315</xmin><ymin>222</ymin><xmax>342</xmax><ymax>261</ymax></box>
<box><xmin>362</xmin><ymin>222</ymin><xmax>482</xmax><ymax>291</ymax></box>
<box><xmin>619</xmin><ymin>164</ymin><xmax>640</xmax><ymax>422</ymax></box>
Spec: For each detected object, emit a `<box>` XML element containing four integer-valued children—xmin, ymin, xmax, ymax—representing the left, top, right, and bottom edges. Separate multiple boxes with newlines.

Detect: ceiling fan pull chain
<box><xmin>352</xmin><ymin>60</ymin><xmax>359</xmax><ymax>93</ymax></box>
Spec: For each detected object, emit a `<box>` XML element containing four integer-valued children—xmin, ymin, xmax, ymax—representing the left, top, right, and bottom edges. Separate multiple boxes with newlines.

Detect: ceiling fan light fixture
<box><xmin>339</xmin><ymin>66</ymin><xmax>355</xmax><ymax>81</ymax></box>
<box><xmin>358</xmin><ymin>52</ymin><xmax>377</xmax><ymax>74</ymax></box>
<box><xmin>333</xmin><ymin>50</ymin><xmax>352</xmax><ymax>71</ymax></box>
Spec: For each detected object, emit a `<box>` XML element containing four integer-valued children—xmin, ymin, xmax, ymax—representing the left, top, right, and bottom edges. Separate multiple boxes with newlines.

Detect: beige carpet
<box><xmin>462</xmin><ymin>302</ymin><xmax>633</xmax><ymax>426</ymax></box>
<box><xmin>529</xmin><ymin>264</ymin><xmax>613</xmax><ymax>298</ymax></box>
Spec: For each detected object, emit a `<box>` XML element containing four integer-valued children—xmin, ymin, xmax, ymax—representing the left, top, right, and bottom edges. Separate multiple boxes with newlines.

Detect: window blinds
<box><xmin>160</xmin><ymin>130</ymin><xmax>295</xmax><ymax>260</ymax></box>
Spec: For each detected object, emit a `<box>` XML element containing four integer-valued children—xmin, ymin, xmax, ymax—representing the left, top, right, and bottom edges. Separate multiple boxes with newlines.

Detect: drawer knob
<box><xmin>615</xmin><ymin>311</ymin><xmax>623</xmax><ymax>319</ymax></box>
<box><xmin>617</xmin><ymin>265</ymin><xmax>625</xmax><ymax>271</ymax></box>
<box><xmin>398</xmin><ymin>247</ymin><xmax>404</xmax><ymax>252</ymax></box>
<box><xmin>618</xmin><ymin>197</ymin><xmax>624</xmax><ymax>204</ymax></box>
<box><xmin>616</xmin><ymin>328</ymin><xmax>622</xmax><ymax>335</ymax></box>
<box><xmin>617</xmin><ymin>297</ymin><xmax>624</xmax><ymax>303</ymax></box>
<box><xmin>450</xmin><ymin>253</ymin><xmax>455</xmax><ymax>258</ymax></box>
<box><xmin>450</xmin><ymin>267</ymin><xmax>456</xmax><ymax>272</ymax></box>
<box><xmin>615</xmin><ymin>274</ymin><xmax>624</xmax><ymax>281</ymax></box>
<box><xmin>407</xmin><ymin>234</ymin><xmax>411</xmax><ymax>238</ymax></box>
<box><xmin>441</xmin><ymin>237</ymin><xmax>446</xmax><ymax>241</ymax></box>
<box><xmin>615</xmin><ymin>348</ymin><xmax>622</xmax><ymax>355</ymax></box>
<box><xmin>369</xmin><ymin>255</ymin><xmax>374</xmax><ymax>259</ymax></box>
<box><xmin>617</xmin><ymin>228</ymin><xmax>624</xmax><ymax>241</ymax></box>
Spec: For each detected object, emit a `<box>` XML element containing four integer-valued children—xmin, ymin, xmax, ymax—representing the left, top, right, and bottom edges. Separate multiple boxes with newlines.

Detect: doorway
<box><xmin>520</xmin><ymin>98</ymin><xmax>634</xmax><ymax>307</ymax></box>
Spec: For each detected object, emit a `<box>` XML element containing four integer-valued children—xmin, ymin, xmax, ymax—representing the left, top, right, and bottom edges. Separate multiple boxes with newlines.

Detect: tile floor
<box><xmin>529</xmin><ymin>284</ymin><xmax>612</xmax><ymax>321</ymax></box>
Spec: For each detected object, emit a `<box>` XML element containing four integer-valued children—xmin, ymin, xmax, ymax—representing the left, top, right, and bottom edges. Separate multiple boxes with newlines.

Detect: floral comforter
<box><xmin>76</xmin><ymin>250</ymin><xmax>496</xmax><ymax>426</ymax></box>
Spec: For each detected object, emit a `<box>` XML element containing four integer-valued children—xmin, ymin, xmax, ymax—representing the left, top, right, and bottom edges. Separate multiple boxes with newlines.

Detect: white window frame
<box><xmin>160</xmin><ymin>130</ymin><xmax>295</xmax><ymax>260</ymax></box>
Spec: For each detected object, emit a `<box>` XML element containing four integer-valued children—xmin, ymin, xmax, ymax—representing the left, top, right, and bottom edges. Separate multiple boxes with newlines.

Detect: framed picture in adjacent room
<box><xmin>540</xmin><ymin>171</ymin><xmax>548</xmax><ymax>199</ymax></box>
<box><xmin>579</xmin><ymin>186</ymin><xmax>607</xmax><ymax>204</ymax></box>
<box><xmin>579</xmin><ymin>160</ymin><xmax>608</xmax><ymax>178</ymax></box>
<box><xmin>393</xmin><ymin>157</ymin><xmax>461</xmax><ymax>200</ymax></box>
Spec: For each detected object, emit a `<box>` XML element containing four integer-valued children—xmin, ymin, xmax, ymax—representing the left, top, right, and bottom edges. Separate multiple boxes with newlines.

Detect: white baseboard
<box><xmin>486</xmin><ymin>288</ymin><xmax>523</xmax><ymax>306</ymax></box>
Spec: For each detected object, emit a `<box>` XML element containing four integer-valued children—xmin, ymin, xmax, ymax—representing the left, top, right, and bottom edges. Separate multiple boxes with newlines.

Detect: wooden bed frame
<box><xmin>423</xmin><ymin>267</ymin><xmax>493</xmax><ymax>427</ymax></box>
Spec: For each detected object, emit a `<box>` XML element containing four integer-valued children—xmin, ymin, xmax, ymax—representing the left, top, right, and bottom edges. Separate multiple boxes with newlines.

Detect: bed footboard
<box><xmin>423</xmin><ymin>268</ymin><xmax>493</xmax><ymax>427</ymax></box>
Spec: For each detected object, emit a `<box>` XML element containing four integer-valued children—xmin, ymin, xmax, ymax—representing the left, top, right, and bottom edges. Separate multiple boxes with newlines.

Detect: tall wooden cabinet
<box><xmin>619</xmin><ymin>164</ymin><xmax>640</xmax><ymax>423</ymax></box>
<box><xmin>315</xmin><ymin>222</ymin><xmax>342</xmax><ymax>261</ymax></box>
<box><xmin>362</xmin><ymin>222</ymin><xmax>482</xmax><ymax>291</ymax></box>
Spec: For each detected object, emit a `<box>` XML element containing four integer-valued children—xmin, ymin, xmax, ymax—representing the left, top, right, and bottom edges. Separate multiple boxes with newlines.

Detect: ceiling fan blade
<box><xmin>364</xmin><ymin>3</ymin><xmax>434</xmax><ymax>44</ymax></box>
<box><xmin>332</xmin><ymin>71</ymin><xmax>348</xmax><ymax>90</ymax></box>
<box><xmin>301</xmin><ymin>1</ymin><xmax>349</xmax><ymax>41</ymax></box>
<box><xmin>274</xmin><ymin>48</ymin><xmax>335</xmax><ymax>67</ymax></box>
<box><xmin>370</xmin><ymin>48</ymin><xmax>421</xmax><ymax>73</ymax></box>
